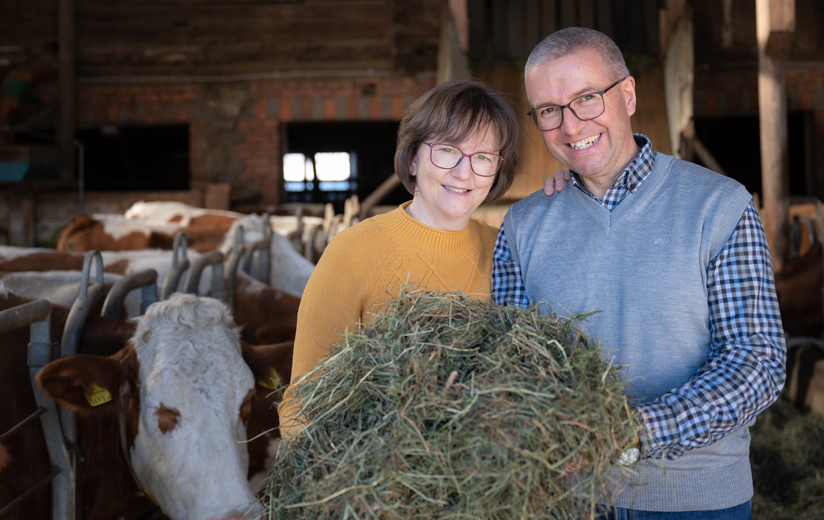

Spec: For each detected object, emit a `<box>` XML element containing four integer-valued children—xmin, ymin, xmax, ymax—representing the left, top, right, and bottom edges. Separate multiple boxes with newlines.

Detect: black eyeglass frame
<box><xmin>423</xmin><ymin>142</ymin><xmax>504</xmax><ymax>177</ymax></box>
<box><xmin>527</xmin><ymin>76</ymin><xmax>628</xmax><ymax>132</ymax></box>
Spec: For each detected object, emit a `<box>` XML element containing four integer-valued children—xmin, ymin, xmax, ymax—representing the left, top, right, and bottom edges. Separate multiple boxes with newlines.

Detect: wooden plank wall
<box><xmin>477</xmin><ymin>62</ymin><xmax>672</xmax><ymax>212</ymax></box>
<box><xmin>0</xmin><ymin>0</ymin><xmax>441</xmax><ymax>78</ymax></box>
<box><xmin>469</xmin><ymin>0</ymin><xmax>662</xmax><ymax>61</ymax></box>
<box><xmin>472</xmin><ymin>0</ymin><xmax>672</xmax><ymax>209</ymax></box>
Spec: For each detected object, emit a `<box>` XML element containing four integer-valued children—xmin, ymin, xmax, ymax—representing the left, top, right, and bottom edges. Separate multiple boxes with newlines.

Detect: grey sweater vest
<box><xmin>502</xmin><ymin>153</ymin><xmax>753</xmax><ymax>511</ymax></box>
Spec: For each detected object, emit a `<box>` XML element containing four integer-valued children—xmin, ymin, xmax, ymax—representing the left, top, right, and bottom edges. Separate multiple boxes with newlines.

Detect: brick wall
<box><xmin>76</xmin><ymin>76</ymin><xmax>436</xmax><ymax>208</ymax></box>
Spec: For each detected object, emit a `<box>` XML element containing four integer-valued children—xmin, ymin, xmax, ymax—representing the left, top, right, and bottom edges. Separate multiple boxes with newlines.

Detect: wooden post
<box><xmin>58</xmin><ymin>0</ymin><xmax>76</xmax><ymax>183</ymax></box>
<box><xmin>757</xmin><ymin>0</ymin><xmax>794</xmax><ymax>271</ymax></box>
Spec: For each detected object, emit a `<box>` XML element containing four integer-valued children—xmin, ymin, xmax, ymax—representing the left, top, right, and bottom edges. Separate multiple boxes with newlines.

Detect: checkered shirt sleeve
<box><xmin>491</xmin><ymin>226</ymin><xmax>530</xmax><ymax>308</ymax></box>
<box><xmin>638</xmin><ymin>202</ymin><xmax>786</xmax><ymax>460</ymax></box>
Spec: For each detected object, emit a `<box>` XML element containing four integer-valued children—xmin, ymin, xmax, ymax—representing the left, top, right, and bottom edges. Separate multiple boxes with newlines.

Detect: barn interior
<box><xmin>2</xmin><ymin>0</ymin><xmax>821</xmax><ymax>250</ymax></box>
<box><xmin>3</xmin><ymin>0</ymin><xmax>824</xmax><ymax>518</ymax></box>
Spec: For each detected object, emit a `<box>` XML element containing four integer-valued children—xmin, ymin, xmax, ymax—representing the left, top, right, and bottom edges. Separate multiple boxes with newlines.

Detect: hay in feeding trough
<box><xmin>259</xmin><ymin>289</ymin><xmax>640</xmax><ymax>519</ymax></box>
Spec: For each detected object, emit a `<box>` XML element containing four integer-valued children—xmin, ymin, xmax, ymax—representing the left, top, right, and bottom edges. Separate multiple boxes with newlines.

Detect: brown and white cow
<box><xmin>57</xmin><ymin>214</ymin><xmax>228</xmax><ymax>254</ymax></box>
<box><xmin>124</xmin><ymin>201</ymin><xmax>243</xmax><ymax>231</ymax></box>
<box><xmin>0</xmin><ymin>246</ymin><xmax>300</xmax><ymax>343</ymax></box>
<box><xmin>1</xmin><ymin>290</ymin><xmax>292</xmax><ymax>520</ymax></box>
<box><xmin>219</xmin><ymin>215</ymin><xmax>315</xmax><ymax>298</ymax></box>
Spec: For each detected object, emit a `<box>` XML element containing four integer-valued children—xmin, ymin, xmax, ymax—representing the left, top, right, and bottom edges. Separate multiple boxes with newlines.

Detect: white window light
<box><xmin>283</xmin><ymin>153</ymin><xmax>306</xmax><ymax>182</ymax></box>
<box><xmin>315</xmin><ymin>152</ymin><xmax>351</xmax><ymax>181</ymax></box>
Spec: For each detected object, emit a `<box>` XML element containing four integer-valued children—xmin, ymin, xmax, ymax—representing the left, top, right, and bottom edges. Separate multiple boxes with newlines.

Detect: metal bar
<box><xmin>0</xmin><ymin>407</ymin><xmax>46</xmax><ymax>442</ymax></box>
<box><xmin>0</xmin><ymin>300</ymin><xmax>52</xmax><ymax>335</ymax></box>
<box><xmin>243</xmin><ymin>239</ymin><xmax>270</xmax><ymax>286</ymax></box>
<box><xmin>28</xmin><ymin>310</ymin><xmax>75</xmax><ymax>520</ymax></box>
<box><xmin>0</xmin><ymin>468</ymin><xmax>62</xmax><ymax>518</ymax></box>
<box><xmin>183</xmin><ymin>250</ymin><xmax>225</xmax><ymax>299</ymax></box>
<box><xmin>60</xmin><ymin>283</ymin><xmax>108</xmax><ymax>360</ymax></box>
<box><xmin>161</xmin><ymin>232</ymin><xmax>189</xmax><ymax>300</ymax></box>
<box><xmin>101</xmin><ymin>269</ymin><xmax>158</xmax><ymax>318</ymax></box>
<box><xmin>224</xmin><ymin>244</ymin><xmax>246</xmax><ymax>316</ymax></box>
<box><xmin>79</xmin><ymin>251</ymin><xmax>104</xmax><ymax>302</ymax></box>
<box><xmin>31</xmin><ymin>372</ymin><xmax>75</xmax><ymax>520</ymax></box>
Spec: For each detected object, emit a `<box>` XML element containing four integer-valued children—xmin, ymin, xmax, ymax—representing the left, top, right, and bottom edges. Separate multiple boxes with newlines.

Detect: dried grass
<box><xmin>257</xmin><ymin>288</ymin><xmax>639</xmax><ymax>519</ymax></box>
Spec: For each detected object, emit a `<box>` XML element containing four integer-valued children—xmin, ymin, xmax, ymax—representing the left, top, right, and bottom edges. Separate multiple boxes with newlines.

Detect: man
<box><xmin>493</xmin><ymin>27</ymin><xmax>785</xmax><ymax>518</ymax></box>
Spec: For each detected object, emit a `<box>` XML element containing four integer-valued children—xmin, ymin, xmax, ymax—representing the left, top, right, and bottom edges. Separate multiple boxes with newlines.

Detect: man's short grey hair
<box><xmin>525</xmin><ymin>27</ymin><xmax>630</xmax><ymax>82</ymax></box>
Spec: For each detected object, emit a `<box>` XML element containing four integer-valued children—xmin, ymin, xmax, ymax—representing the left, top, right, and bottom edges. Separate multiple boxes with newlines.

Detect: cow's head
<box><xmin>38</xmin><ymin>293</ymin><xmax>262</xmax><ymax>520</ymax></box>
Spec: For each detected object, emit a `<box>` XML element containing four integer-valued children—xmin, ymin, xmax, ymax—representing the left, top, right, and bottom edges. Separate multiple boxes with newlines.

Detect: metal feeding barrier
<box><xmin>0</xmin><ymin>299</ymin><xmax>76</xmax><ymax>520</ymax></box>
<box><xmin>161</xmin><ymin>232</ymin><xmax>190</xmax><ymax>300</ymax></box>
<box><xmin>224</xmin><ymin>227</ymin><xmax>246</xmax><ymax>316</ymax></box>
<box><xmin>184</xmin><ymin>250</ymin><xmax>226</xmax><ymax>303</ymax></box>
<box><xmin>0</xmin><ymin>250</ymin><xmax>161</xmax><ymax>519</ymax></box>
<box><xmin>101</xmin><ymin>269</ymin><xmax>158</xmax><ymax>318</ymax></box>
<box><xmin>240</xmin><ymin>213</ymin><xmax>272</xmax><ymax>286</ymax></box>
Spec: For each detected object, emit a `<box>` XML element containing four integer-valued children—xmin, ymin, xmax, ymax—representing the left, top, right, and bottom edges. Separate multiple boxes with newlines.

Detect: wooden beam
<box><xmin>757</xmin><ymin>0</ymin><xmax>794</xmax><ymax>271</ymax></box>
<box><xmin>722</xmin><ymin>0</ymin><xmax>733</xmax><ymax>48</ymax></box>
<box><xmin>448</xmin><ymin>0</ymin><xmax>469</xmax><ymax>52</ymax></box>
<box><xmin>595</xmin><ymin>0</ymin><xmax>613</xmax><ymax>38</ymax></box>
<box><xmin>560</xmin><ymin>0</ymin><xmax>576</xmax><ymax>28</ymax></box>
<box><xmin>541</xmin><ymin>0</ymin><xmax>557</xmax><ymax>37</ymax></box>
<box><xmin>58</xmin><ymin>0</ymin><xmax>76</xmax><ymax>183</ymax></box>
<box><xmin>579</xmin><ymin>0</ymin><xmax>595</xmax><ymax>29</ymax></box>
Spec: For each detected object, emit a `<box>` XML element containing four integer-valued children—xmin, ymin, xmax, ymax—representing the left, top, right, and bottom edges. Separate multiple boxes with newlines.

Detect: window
<box><xmin>282</xmin><ymin>121</ymin><xmax>407</xmax><ymax>212</ymax></box>
<box><xmin>283</xmin><ymin>151</ymin><xmax>355</xmax><ymax>192</ymax></box>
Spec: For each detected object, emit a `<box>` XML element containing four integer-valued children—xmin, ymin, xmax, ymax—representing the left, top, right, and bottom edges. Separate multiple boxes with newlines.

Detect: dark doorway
<box><xmin>76</xmin><ymin>124</ymin><xmax>190</xmax><ymax>191</ymax></box>
<box><xmin>283</xmin><ymin>121</ymin><xmax>409</xmax><ymax>213</ymax></box>
<box><xmin>692</xmin><ymin>112</ymin><xmax>814</xmax><ymax>199</ymax></box>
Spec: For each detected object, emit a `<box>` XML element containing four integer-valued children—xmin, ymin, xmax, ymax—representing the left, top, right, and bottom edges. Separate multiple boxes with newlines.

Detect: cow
<box><xmin>775</xmin><ymin>239</ymin><xmax>823</xmax><ymax>339</ymax></box>
<box><xmin>124</xmin><ymin>201</ymin><xmax>324</xmax><ymax>248</ymax></box>
<box><xmin>57</xmin><ymin>214</ymin><xmax>228</xmax><ymax>254</ymax></box>
<box><xmin>124</xmin><ymin>201</ymin><xmax>243</xmax><ymax>231</ymax></box>
<box><xmin>0</xmin><ymin>246</ymin><xmax>300</xmax><ymax>343</ymax></box>
<box><xmin>0</xmin><ymin>270</ymin><xmax>142</xmax><ymax>317</ymax></box>
<box><xmin>0</xmin><ymin>289</ymin><xmax>292</xmax><ymax>520</ymax></box>
<box><xmin>220</xmin><ymin>215</ymin><xmax>314</xmax><ymax>298</ymax></box>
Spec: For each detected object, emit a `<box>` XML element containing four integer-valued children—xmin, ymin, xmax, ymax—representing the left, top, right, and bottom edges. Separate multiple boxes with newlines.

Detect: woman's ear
<box><xmin>410</xmin><ymin>155</ymin><xmax>417</xmax><ymax>176</ymax></box>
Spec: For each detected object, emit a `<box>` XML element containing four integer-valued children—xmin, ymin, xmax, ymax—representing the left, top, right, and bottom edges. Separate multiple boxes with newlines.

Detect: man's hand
<box><xmin>544</xmin><ymin>169</ymin><xmax>571</xmax><ymax>196</ymax></box>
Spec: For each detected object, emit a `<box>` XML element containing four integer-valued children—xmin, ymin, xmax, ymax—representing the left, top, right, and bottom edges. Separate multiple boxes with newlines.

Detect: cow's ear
<box><xmin>37</xmin><ymin>353</ymin><xmax>127</xmax><ymax>415</ymax></box>
<box><xmin>241</xmin><ymin>340</ymin><xmax>293</xmax><ymax>389</ymax></box>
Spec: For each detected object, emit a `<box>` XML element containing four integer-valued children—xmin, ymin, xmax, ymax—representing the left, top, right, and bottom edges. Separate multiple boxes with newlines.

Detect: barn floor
<box><xmin>751</xmin><ymin>396</ymin><xmax>824</xmax><ymax>519</ymax></box>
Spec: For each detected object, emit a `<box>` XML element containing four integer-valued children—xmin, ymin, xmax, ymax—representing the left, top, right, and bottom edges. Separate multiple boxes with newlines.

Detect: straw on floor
<box><xmin>258</xmin><ymin>288</ymin><xmax>640</xmax><ymax>520</ymax></box>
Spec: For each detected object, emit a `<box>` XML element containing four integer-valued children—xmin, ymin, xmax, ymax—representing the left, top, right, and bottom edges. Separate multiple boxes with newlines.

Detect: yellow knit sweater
<box><xmin>278</xmin><ymin>202</ymin><xmax>497</xmax><ymax>439</ymax></box>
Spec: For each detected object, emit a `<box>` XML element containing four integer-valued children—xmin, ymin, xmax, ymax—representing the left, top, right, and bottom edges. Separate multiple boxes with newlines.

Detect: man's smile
<box><xmin>568</xmin><ymin>133</ymin><xmax>601</xmax><ymax>150</ymax></box>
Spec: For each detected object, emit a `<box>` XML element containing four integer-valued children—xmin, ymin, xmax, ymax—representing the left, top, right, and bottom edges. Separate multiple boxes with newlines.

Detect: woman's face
<box><xmin>408</xmin><ymin>127</ymin><xmax>500</xmax><ymax>232</ymax></box>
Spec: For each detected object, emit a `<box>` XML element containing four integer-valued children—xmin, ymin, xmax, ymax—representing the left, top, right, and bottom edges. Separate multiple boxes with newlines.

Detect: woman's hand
<box><xmin>544</xmin><ymin>169</ymin><xmax>571</xmax><ymax>196</ymax></box>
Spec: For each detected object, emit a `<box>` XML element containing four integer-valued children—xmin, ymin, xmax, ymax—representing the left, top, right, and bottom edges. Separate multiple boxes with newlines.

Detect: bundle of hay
<box><xmin>260</xmin><ymin>289</ymin><xmax>639</xmax><ymax>519</ymax></box>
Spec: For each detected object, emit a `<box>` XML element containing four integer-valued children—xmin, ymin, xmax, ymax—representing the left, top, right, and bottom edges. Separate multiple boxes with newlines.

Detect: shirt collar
<box><xmin>570</xmin><ymin>133</ymin><xmax>654</xmax><ymax>197</ymax></box>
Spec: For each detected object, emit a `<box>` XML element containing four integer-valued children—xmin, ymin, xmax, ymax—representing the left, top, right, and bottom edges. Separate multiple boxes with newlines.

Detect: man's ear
<box><xmin>37</xmin><ymin>353</ymin><xmax>129</xmax><ymax>415</ymax></box>
<box><xmin>622</xmin><ymin>76</ymin><xmax>637</xmax><ymax>117</ymax></box>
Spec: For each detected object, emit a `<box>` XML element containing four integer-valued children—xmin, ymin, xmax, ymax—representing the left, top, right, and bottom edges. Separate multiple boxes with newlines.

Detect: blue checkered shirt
<box><xmin>492</xmin><ymin>134</ymin><xmax>786</xmax><ymax>461</ymax></box>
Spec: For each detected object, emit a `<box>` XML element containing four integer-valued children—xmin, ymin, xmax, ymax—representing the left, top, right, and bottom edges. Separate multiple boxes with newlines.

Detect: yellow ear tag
<box><xmin>256</xmin><ymin>367</ymin><xmax>281</xmax><ymax>390</ymax></box>
<box><xmin>85</xmin><ymin>383</ymin><xmax>113</xmax><ymax>407</ymax></box>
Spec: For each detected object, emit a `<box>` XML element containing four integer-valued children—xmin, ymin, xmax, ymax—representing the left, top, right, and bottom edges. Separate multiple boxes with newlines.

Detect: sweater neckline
<box><xmin>376</xmin><ymin>201</ymin><xmax>486</xmax><ymax>258</ymax></box>
<box><xmin>573</xmin><ymin>152</ymin><xmax>672</xmax><ymax>229</ymax></box>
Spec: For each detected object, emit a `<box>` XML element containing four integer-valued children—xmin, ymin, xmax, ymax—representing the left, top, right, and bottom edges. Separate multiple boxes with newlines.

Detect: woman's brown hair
<box><xmin>394</xmin><ymin>79</ymin><xmax>520</xmax><ymax>204</ymax></box>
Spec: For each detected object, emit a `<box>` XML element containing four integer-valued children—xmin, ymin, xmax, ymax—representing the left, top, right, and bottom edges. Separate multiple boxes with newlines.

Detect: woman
<box><xmin>278</xmin><ymin>79</ymin><xmax>520</xmax><ymax>439</ymax></box>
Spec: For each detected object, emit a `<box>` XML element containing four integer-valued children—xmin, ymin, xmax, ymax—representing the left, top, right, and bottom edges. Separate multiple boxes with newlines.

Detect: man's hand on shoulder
<box><xmin>544</xmin><ymin>169</ymin><xmax>571</xmax><ymax>196</ymax></box>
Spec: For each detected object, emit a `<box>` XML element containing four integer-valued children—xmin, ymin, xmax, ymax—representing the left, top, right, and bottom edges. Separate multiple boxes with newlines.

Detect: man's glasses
<box><xmin>424</xmin><ymin>143</ymin><xmax>503</xmax><ymax>177</ymax></box>
<box><xmin>527</xmin><ymin>77</ymin><xmax>627</xmax><ymax>132</ymax></box>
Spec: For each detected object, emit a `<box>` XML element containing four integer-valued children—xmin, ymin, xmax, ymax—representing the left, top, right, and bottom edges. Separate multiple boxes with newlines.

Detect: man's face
<box><xmin>525</xmin><ymin>49</ymin><xmax>638</xmax><ymax>191</ymax></box>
